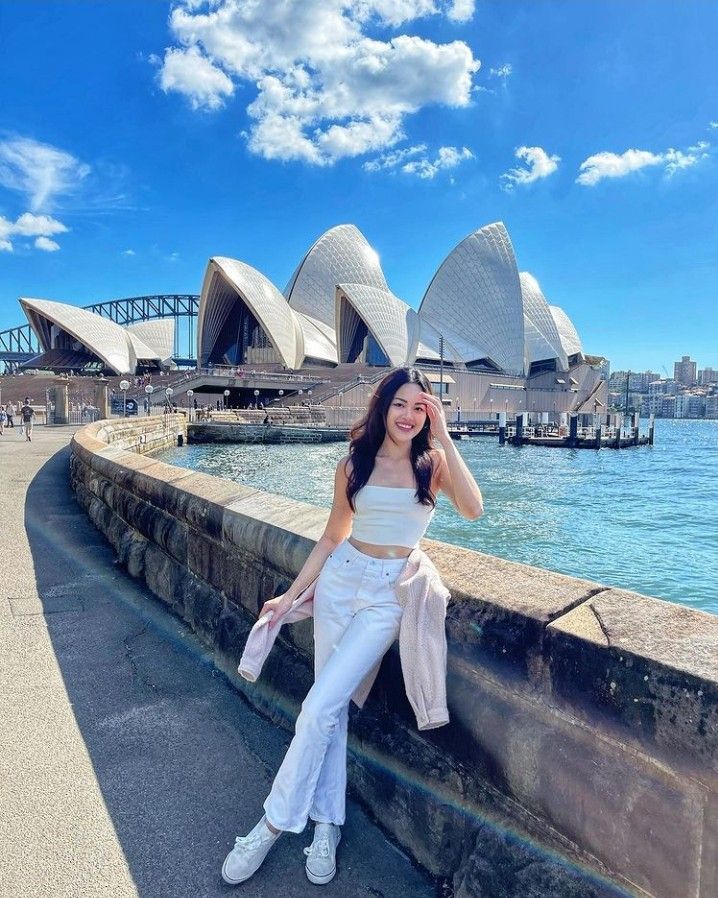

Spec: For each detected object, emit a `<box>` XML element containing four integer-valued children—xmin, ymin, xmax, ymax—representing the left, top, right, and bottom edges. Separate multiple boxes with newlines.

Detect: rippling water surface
<box><xmin>158</xmin><ymin>419</ymin><xmax>718</xmax><ymax>615</ymax></box>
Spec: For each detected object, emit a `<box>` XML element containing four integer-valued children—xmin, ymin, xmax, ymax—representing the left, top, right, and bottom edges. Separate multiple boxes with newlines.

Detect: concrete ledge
<box><xmin>70</xmin><ymin>416</ymin><xmax>718</xmax><ymax>898</ymax></box>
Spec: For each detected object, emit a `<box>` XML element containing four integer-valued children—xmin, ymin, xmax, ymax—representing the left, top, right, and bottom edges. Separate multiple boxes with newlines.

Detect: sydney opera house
<box><xmin>17</xmin><ymin>297</ymin><xmax>176</xmax><ymax>376</ymax></box>
<box><xmin>14</xmin><ymin>221</ymin><xmax>604</xmax><ymax>414</ymax></box>
<box><xmin>194</xmin><ymin>221</ymin><xmax>603</xmax><ymax>414</ymax></box>
<box><xmin>197</xmin><ymin>221</ymin><xmax>582</xmax><ymax>376</ymax></box>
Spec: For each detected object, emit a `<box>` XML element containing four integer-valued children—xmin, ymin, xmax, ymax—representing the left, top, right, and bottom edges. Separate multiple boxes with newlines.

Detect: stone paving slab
<box><xmin>0</xmin><ymin>427</ymin><xmax>434</xmax><ymax>898</ymax></box>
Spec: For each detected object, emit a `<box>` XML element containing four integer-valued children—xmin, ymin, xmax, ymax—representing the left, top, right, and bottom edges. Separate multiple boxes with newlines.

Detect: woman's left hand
<box><xmin>419</xmin><ymin>391</ymin><xmax>452</xmax><ymax>444</ymax></box>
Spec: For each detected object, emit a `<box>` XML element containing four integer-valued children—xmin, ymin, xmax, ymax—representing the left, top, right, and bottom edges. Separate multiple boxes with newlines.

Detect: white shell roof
<box><xmin>407</xmin><ymin>312</ymin><xmax>464</xmax><ymax>366</ymax></box>
<box><xmin>294</xmin><ymin>312</ymin><xmax>338</xmax><ymax>365</ymax></box>
<box><xmin>19</xmin><ymin>297</ymin><xmax>135</xmax><ymax>374</ymax></box>
<box><xmin>126</xmin><ymin>330</ymin><xmax>161</xmax><ymax>361</ymax></box>
<box><xmin>336</xmin><ymin>284</ymin><xmax>413</xmax><ymax>367</ymax></box>
<box><xmin>284</xmin><ymin>225</ymin><xmax>389</xmax><ymax>329</ymax></box>
<box><xmin>198</xmin><ymin>257</ymin><xmax>304</xmax><ymax>369</ymax></box>
<box><xmin>520</xmin><ymin>272</ymin><xmax>568</xmax><ymax>369</ymax></box>
<box><xmin>127</xmin><ymin>319</ymin><xmax>175</xmax><ymax>361</ymax></box>
<box><xmin>419</xmin><ymin>222</ymin><xmax>525</xmax><ymax>374</ymax></box>
<box><xmin>549</xmin><ymin>305</ymin><xmax>583</xmax><ymax>357</ymax></box>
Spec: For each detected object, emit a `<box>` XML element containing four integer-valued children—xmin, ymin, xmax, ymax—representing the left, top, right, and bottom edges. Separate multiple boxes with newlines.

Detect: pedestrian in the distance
<box><xmin>6</xmin><ymin>401</ymin><xmax>15</xmax><ymax>428</ymax></box>
<box><xmin>0</xmin><ymin>406</ymin><xmax>6</xmax><ymax>435</ymax></box>
<box><xmin>221</xmin><ymin>366</ymin><xmax>484</xmax><ymax>887</ymax></box>
<box><xmin>20</xmin><ymin>401</ymin><xmax>35</xmax><ymax>442</ymax></box>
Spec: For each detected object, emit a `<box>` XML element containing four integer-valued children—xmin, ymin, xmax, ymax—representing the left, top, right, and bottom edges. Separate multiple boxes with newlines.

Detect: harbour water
<box><xmin>158</xmin><ymin>418</ymin><xmax>718</xmax><ymax>615</ymax></box>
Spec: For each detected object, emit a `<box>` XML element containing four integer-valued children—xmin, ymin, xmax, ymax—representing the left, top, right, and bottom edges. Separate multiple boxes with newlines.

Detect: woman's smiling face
<box><xmin>385</xmin><ymin>383</ymin><xmax>429</xmax><ymax>441</ymax></box>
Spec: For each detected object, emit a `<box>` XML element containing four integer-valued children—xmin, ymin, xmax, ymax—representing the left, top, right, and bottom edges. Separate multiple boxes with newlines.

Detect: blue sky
<box><xmin>0</xmin><ymin>0</ymin><xmax>716</xmax><ymax>372</ymax></box>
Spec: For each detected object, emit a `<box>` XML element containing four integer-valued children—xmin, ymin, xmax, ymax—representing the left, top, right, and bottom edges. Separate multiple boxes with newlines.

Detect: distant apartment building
<box><xmin>674</xmin><ymin>355</ymin><xmax>697</xmax><ymax>386</ymax></box>
<box><xmin>661</xmin><ymin>396</ymin><xmax>677</xmax><ymax>417</ymax></box>
<box><xmin>698</xmin><ymin>367</ymin><xmax>717</xmax><ymax>385</ymax></box>
<box><xmin>641</xmin><ymin>394</ymin><xmax>664</xmax><ymax>416</ymax></box>
<box><xmin>610</xmin><ymin>370</ymin><xmax>661</xmax><ymax>392</ymax></box>
<box><xmin>688</xmin><ymin>395</ymin><xmax>706</xmax><ymax>417</ymax></box>
<box><xmin>706</xmin><ymin>395</ymin><xmax>718</xmax><ymax>419</ymax></box>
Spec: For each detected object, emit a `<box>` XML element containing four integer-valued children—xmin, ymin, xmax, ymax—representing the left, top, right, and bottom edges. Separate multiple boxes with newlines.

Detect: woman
<box><xmin>222</xmin><ymin>366</ymin><xmax>484</xmax><ymax>887</ymax></box>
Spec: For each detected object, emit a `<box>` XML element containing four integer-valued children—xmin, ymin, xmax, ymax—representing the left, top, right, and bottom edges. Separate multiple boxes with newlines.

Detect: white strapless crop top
<box><xmin>350</xmin><ymin>484</ymin><xmax>435</xmax><ymax>548</ymax></box>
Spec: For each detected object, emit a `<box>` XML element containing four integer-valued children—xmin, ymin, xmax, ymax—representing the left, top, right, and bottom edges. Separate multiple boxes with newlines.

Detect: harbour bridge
<box><xmin>0</xmin><ymin>294</ymin><xmax>199</xmax><ymax>373</ymax></box>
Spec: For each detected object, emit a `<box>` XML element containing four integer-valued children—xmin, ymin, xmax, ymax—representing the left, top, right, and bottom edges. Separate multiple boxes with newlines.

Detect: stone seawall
<box><xmin>187</xmin><ymin>422</ymin><xmax>348</xmax><ymax>444</ymax></box>
<box><xmin>70</xmin><ymin>417</ymin><xmax>718</xmax><ymax>898</ymax></box>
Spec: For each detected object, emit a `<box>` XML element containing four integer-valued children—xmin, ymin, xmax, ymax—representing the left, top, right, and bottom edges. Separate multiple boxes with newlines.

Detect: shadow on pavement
<box><xmin>24</xmin><ymin>443</ymin><xmax>435</xmax><ymax>898</ymax></box>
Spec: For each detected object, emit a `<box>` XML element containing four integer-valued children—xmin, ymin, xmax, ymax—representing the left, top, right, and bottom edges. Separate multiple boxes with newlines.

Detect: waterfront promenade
<box><xmin>0</xmin><ymin>428</ymin><xmax>433</xmax><ymax>898</ymax></box>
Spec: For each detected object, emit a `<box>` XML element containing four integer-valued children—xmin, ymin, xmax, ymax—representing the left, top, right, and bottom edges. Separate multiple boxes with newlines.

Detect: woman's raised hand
<box><xmin>260</xmin><ymin>592</ymin><xmax>294</xmax><ymax>629</ymax></box>
<box><xmin>419</xmin><ymin>391</ymin><xmax>451</xmax><ymax>444</ymax></box>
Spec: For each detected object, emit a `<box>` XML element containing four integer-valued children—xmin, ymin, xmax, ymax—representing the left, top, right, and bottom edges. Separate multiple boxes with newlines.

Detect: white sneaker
<box><xmin>221</xmin><ymin>815</ymin><xmax>281</xmax><ymax>885</ymax></box>
<box><xmin>303</xmin><ymin>822</ymin><xmax>341</xmax><ymax>885</ymax></box>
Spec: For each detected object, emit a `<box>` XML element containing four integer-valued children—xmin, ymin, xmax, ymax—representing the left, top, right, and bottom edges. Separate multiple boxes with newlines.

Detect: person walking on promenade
<box><xmin>221</xmin><ymin>366</ymin><xmax>484</xmax><ymax>887</ymax></box>
<box><xmin>6</xmin><ymin>401</ymin><xmax>15</xmax><ymax>427</ymax></box>
<box><xmin>0</xmin><ymin>405</ymin><xmax>6</xmax><ymax>435</ymax></box>
<box><xmin>20</xmin><ymin>401</ymin><xmax>35</xmax><ymax>442</ymax></box>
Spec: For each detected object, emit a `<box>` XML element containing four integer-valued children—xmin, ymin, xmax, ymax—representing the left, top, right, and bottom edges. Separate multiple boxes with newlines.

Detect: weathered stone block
<box><xmin>144</xmin><ymin>542</ymin><xmax>185</xmax><ymax>612</ymax></box>
<box><xmin>182</xmin><ymin>574</ymin><xmax>223</xmax><ymax>642</ymax></box>
<box><xmin>547</xmin><ymin>590</ymin><xmax>718</xmax><ymax>771</ymax></box>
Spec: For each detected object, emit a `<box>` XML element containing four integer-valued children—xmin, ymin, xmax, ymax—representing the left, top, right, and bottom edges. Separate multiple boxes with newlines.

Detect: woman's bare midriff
<box><xmin>347</xmin><ymin>535</ymin><xmax>413</xmax><ymax>559</ymax></box>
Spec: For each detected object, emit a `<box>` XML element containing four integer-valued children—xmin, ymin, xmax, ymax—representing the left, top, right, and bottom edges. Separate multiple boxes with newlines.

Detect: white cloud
<box><xmin>447</xmin><ymin>0</ymin><xmax>475</xmax><ymax>23</ymax></box>
<box><xmin>159</xmin><ymin>45</ymin><xmax>235</xmax><ymax>110</ymax></box>
<box><xmin>35</xmin><ymin>236</ymin><xmax>60</xmax><ymax>252</ymax></box>
<box><xmin>364</xmin><ymin>143</ymin><xmax>472</xmax><ymax>178</ymax></box>
<box><xmin>490</xmin><ymin>63</ymin><xmax>512</xmax><ymax>79</ymax></box>
<box><xmin>363</xmin><ymin>143</ymin><xmax>427</xmax><ymax>171</ymax></box>
<box><xmin>402</xmin><ymin>145</ymin><xmax>473</xmax><ymax>178</ymax></box>
<box><xmin>0</xmin><ymin>211</ymin><xmax>68</xmax><ymax>252</ymax></box>
<box><xmin>12</xmin><ymin>212</ymin><xmax>68</xmax><ymax>237</ymax></box>
<box><xmin>709</xmin><ymin>121</ymin><xmax>718</xmax><ymax>130</ymax></box>
<box><xmin>158</xmin><ymin>0</ymin><xmax>480</xmax><ymax>165</ymax></box>
<box><xmin>0</xmin><ymin>136</ymin><xmax>90</xmax><ymax>211</ymax></box>
<box><xmin>577</xmin><ymin>142</ymin><xmax>710</xmax><ymax>186</ymax></box>
<box><xmin>353</xmin><ymin>1</ymin><xmax>437</xmax><ymax>27</ymax></box>
<box><xmin>501</xmin><ymin>145</ymin><xmax>560</xmax><ymax>189</ymax></box>
<box><xmin>122</xmin><ymin>248</ymin><xmax>136</xmax><ymax>256</ymax></box>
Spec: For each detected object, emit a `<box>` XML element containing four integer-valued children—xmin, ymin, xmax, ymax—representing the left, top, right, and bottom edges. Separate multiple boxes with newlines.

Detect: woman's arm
<box><xmin>283</xmin><ymin>455</ymin><xmax>354</xmax><ymax>602</ymax></box>
<box><xmin>421</xmin><ymin>392</ymin><xmax>484</xmax><ymax>521</ymax></box>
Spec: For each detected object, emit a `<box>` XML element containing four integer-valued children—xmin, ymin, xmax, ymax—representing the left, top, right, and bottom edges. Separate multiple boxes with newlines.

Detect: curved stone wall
<box><xmin>70</xmin><ymin>417</ymin><xmax>718</xmax><ymax>898</ymax></box>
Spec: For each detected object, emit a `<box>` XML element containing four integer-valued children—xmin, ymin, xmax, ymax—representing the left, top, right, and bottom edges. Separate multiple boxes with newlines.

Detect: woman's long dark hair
<box><xmin>345</xmin><ymin>367</ymin><xmax>437</xmax><ymax>512</ymax></box>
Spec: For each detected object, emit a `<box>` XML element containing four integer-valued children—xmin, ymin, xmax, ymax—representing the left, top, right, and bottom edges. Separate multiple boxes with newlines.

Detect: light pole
<box><xmin>120</xmin><ymin>380</ymin><xmax>129</xmax><ymax>417</ymax></box>
<box><xmin>307</xmin><ymin>389</ymin><xmax>312</xmax><ymax>405</ymax></box>
<box><xmin>165</xmin><ymin>387</ymin><xmax>173</xmax><ymax>413</ymax></box>
<box><xmin>223</xmin><ymin>388</ymin><xmax>230</xmax><ymax>410</ymax></box>
<box><xmin>144</xmin><ymin>384</ymin><xmax>154</xmax><ymax>416</ymax></box>
<box><xmin>187</xmin><ymin>389</ymin><xmax>194</xmax><ymax>422</ymax></box>
<box><xmin>253</xmin><ymin>388</ymin><xmax>260</xmax><ymax>408</ymax></box>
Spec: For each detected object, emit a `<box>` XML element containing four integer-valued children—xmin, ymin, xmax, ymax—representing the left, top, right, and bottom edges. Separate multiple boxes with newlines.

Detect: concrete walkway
<box><xmin>0</xmin><ymin>427</ymin><xmax>434</xmax><ymax>898</ymax></box>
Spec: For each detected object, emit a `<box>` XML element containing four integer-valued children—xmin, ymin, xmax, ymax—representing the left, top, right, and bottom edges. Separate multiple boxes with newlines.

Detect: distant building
<box><xmin>641</xmin><ymin>394</ymin><xmax>664</xmax><ymax>416</ymax></box>
<box><xmin>687</xmin><ymin>395</ymin><xmax>706</xmax><ymax>418</ymax></box>
<box><xmin>705</xmin><ymin>395</ymin><xmax>718</xmax><ymax>419</ymax></box>
<box><xmin>674</xmin><ymin>355</ymin><xmax>697</xmax><ymax>386</ymax></box>
<box><xmin>609</xmin><ymin>370</ymin><xmax>660</xmax><ymax>392</ymax></box>
<box><xmin>698</xmin><ymin>367</ymin><xmax>717</xmax><ymax>385</ymax></box>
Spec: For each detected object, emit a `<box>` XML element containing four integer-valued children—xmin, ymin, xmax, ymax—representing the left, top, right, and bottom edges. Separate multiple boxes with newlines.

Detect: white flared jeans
<box><xmin>262</xmin><ymin>537</ymin><xmax>407</xmax><ymax>833</ymax></box>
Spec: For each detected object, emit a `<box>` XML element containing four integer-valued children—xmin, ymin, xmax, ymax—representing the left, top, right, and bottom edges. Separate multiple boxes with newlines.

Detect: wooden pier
<box><xmin>448</xmin><ymin>412</ymin><xmax>655</xmax><ymax>449</ymax></box>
